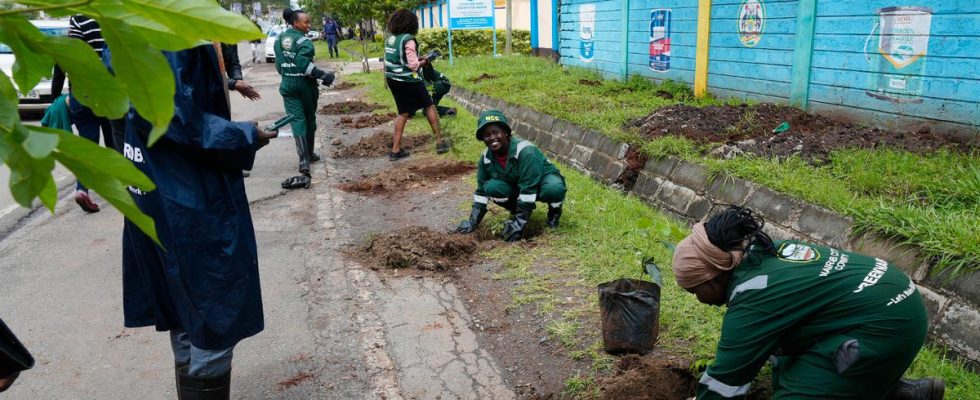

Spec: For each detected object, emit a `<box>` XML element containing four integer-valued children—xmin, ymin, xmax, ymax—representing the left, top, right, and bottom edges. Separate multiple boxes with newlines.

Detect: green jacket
<box><xmin>697</xmin><ymin>241</ymin><xmax>924</xmax><ymax>399</ymax></box>
<box><xmin>274</xmin><ymin>28</ymin><xmax>315</xmax><ymax>79</ymax></box>
<box><xmin>384</xmin><ymin>33</ymin><xmax>422</xmax><ymax>83</ymax></box>
<box><xmin>474</xmin><ymin>138</ymin><xmax>561</xmax><ymax>212</ymax></box>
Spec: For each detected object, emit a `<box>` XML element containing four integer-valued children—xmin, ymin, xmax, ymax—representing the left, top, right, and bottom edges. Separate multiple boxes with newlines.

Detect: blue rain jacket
<box><xmin>121</xmin><ymin>45</ymin><xmax>264</xmax><ymax>350</ymax></box>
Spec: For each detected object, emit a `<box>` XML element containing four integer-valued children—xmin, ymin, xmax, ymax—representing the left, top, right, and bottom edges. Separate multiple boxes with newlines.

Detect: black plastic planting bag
<box><xmin>598</xmin><ymin>262</ymin><xmax>663</xmax><ymax>355</ymax></box>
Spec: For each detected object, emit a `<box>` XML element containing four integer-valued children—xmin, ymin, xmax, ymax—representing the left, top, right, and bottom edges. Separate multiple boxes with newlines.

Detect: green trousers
<box><xmin>281</xmin><ymin>77</ymin><xmax>318</xmax><ymax>173</ymax></box>
<box><xmin>484</xmin><ymin>173</ymin><xmax>566</xmax><ymax>209</ymax></box>
<box><xmin>770</xmin><ymin>291</ymin><xmax>928</xmax><ymax>399</ymax></box>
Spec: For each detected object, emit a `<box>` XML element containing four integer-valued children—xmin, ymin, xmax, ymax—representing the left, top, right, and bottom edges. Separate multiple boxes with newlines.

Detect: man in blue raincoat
<box><xmin>120</xmin><ymin>44</ymin><xmax>277</xmax><ymax>399</ymax></box>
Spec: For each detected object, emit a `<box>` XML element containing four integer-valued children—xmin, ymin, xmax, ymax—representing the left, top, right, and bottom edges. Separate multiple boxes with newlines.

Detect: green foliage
<box><xmin>0</xmin><ymin>0</ymin><xmax>263</xmax><ymax>242</ymax></box>
<box><xmin>416</xmin><ymin>28</ymin><xmax>530</xmax><ymax>57</ymax></box>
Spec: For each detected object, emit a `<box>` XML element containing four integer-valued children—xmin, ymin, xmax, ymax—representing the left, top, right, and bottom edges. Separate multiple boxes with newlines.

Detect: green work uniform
<box><xmin>473</xmin><ymin>138</ymin><xmax>566</xmax><ymax>213</ymax></box>
<box><xmin>697</xmin><ymin>241</ymin><xmax>928</xmax><ymax>400</ymax></box>
<box><xmin>384</xmin><ymin>33</ymin><xmax>422</xmax><ymax>83</ymax></box>
<box><xmin>274</xmin><ymin>27</ymin><xmax>319</xmax><ymax>173</ymax></box>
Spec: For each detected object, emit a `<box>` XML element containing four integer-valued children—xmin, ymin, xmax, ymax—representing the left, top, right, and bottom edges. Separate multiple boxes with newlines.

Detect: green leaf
<box><xmin>35</xmin><ymin>125</ymin><xmax>154</xmax><ymax>190</ymax></box>
<box><xmin>41</xmin><ymin>36</ymin><xmax>129</xmax><ymax>119</ymax></box>
<box><xmin>120</xmin><ymin>0</ymin><xmax>263</xmax><ymax>43</ymax></box>
<box><xmin>0</xmin><ymin>15</ymin><xmax>54</xmax><ymax>95</ymax></box>
<box><xmin>636</xmin><ymin>218</ymin><xmax>653</xmax><ymax>230</ymax></box>
<box><xmin>89</xmin><ymin>1</ymin><xmax>207</xmax><ymax>51</ymax></box>
<box><xmin>0</xmin><ymin>85</ymin><xmax>19</xmax><ymax>134</ymax></box>
<box><xmin>0</xmin><ymin>69</ymin><xmax>19</xmax><ymax>105</ymax></box>
<box><xmin>6</xmin><ymin>125</ymin><xmax>55</xmax><ymax>208</ymax></box>
<box><xmin>21</xmin><ymin>129</ymin><xmax>58</xmax><ymax>158</ymax></box>
<box><xmin>100</xmin><ymin>22</ymin><xmax>174</xmax><ymax>145</ymax></box>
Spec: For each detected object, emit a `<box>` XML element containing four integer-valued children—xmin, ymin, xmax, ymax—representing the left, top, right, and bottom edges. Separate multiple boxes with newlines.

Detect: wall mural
<box><xmin>649</xmin><ymin>9</ymin><xmax>672</xmax><ymax>72</ymax></box>
<box><xmin>579</xmin><ymin>3</ymin><xmax>596</xmax><ymax>62</ymax></box>
<box><xmin>865</xmin><ymin>6</ymin><xmax>933</xmax><ymax>104</ymax></box>
<box><xmin>738</xmin><ymin>0</ymin><xmax>766</xmax><ymax>47</ymax></box>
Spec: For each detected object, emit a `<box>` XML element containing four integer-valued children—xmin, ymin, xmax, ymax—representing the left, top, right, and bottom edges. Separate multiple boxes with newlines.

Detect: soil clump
<box><xmin>579</xmin><ymin>79</ymin><xmax>602</xmax><ymax>86</ymax></box>
<box><xmin>338</xmin><ymin>113</ymin><xmax>396</xmax><ymax>129</ymax></box>
<box><xmin>358</xmin><ymin>226</ymin><xmax>477</xmax><ymax>270</ymax></box>
<box><xmin>339</xmin><ymin>158</ymin><xmax>475</xmax><ymax>195</ymax></box>
<box><xmin>470</xmin><ymin>73</ymin><xmax>497</xmax><ymax>83</ymax></box>
<box><xmin>625</xmin><ymin>103</ymin><xmax>968</xmax><ymax>162</ymax></box>
<box><xmin>319</xmin><ymin>101</ymin><xmax>384</xmax><ymax>115</ymax></box>
<box><xmin>597</xmin><ymin>355</ymin><xmax>695</xmax><ymax>400</ymax></box>
<box><xmin>333</xmin><ymin>131</ymin><xmax>432</xmax><ymax>158</ymax></box>
<box><xmin>329</xmin><ymin>81</ymin><xmax>360</xmax><ymax>91</ymax></box>
<box><xmin>616</xmin><ymin>145</ymin><xmax>650</xmax><ymax>190</ymax></box>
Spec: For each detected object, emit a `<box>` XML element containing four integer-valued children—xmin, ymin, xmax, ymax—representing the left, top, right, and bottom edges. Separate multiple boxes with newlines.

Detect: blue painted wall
<box><xmin>554</xmin><ymin>0</ymin><xmax>979</xmax><ymax>139</ymax></box>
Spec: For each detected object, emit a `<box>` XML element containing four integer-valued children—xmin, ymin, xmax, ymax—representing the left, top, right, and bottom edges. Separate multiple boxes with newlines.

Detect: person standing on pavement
<box><xmin>51</xmin><ymin>14</ymin><xmax>111</xmax><ymax>213</ymax></box>
<box><xmin>384</xmin><ymin>9</ymin><xmax>450</xmax><ymax>161</ymax></box>
<box><xmin>323</xmin><ymin>16</ymin><xmax>341</xmax><ymax>58</ymax></box>
<box><xmin>274</xmin><ymin>8</ymin><xmax>335</xmax><ymax>188</ymax></box>
<box><xmin>455</xmin><ymin>110</ymin><xmax>566</xmax><ymax>242</ymax></box>
<box><xmin>672</xmin><ymin>206</ymin><xmax>944</xmax><ymax>400</ymax></box>
<box><xmin>120</xmin><ymin>44</ymin><xmax>278</xmax><ymax>399</ymax></box>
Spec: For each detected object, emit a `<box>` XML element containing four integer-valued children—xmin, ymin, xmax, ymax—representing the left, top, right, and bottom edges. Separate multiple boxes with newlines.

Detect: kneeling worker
<box><xmin>673</xmin><ymin>206</ymin><xmax>944</xmax><ymax>400</ymax></box>
<box><xmin>456</xmin><ymin>110</ymin><xmax>566</xmax><ymax>241</ymax></box>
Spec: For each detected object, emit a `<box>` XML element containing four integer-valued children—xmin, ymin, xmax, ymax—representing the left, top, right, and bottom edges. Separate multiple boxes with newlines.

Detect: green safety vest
<box><xmin>274</xmin><ymin>28</ymin><xmax>315</xmax><ymax>79</ymax></box>
<box><xmin>474</xmin><ymin>138</ymin><xmax>561</xmax><ymax>211</ymax></box>
<box><xmin>384</xmin><ymin>33</ymin><xmax>422</xmax><ymax>83</ymax></box>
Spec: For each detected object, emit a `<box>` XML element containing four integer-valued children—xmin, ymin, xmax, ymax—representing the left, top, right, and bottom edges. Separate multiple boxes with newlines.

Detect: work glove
<box><xmin>455</xmin><ymin>205</ymin><xmax>487</xmax><ymax>234</ymax></box>
<box><xmin>312</xmin><ymin>68</ymin><xmax>335</xmax><ymax>86</ymax></box>
<box><xmin>501</xmin><ymin>209</ymin><xmax>531</xmax><ymax>242</ymax></box>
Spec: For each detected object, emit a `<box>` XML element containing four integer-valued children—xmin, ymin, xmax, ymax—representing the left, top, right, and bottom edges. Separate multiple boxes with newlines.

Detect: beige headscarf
<box><xmin>671</xmin><ymin>223</ymin><xmax>745</xmax><ymax>289</ymax></box>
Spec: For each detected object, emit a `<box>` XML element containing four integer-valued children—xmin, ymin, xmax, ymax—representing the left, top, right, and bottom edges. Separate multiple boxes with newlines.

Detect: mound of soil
<box><xmin>339</xmin><ymin>158</ymin><xmax>475</xmax><ymax>194</ymax></box>
<box><xmin>330</xmin><ymin>81</ymin><xmax>360</xmax><ymax>91</ymax></box>
<box><xmin>333</xmin><ymin>131</ymin><xmax>432</xmax><ymax>158</ymax></box>
<box><xmin>469</xmin><ymin>73</ymin><xmax>497</xmax><ymax>83</ymax></box>
<box><xmin>360</xmin><ymin>226</ymin><xmax>477</xmax><ymax>270</ymax></box>
<box><xmin>319</xmin><ymin>101</ymin><xmax>384</xmax><ymax>115</ymax></box>
<box><xmin>598</xmin><ymin>355</ymin><xmax>695</xmax><ymax>400</ymax></box>
<box><xmin>579</xmin><ymin>79</ymin><xmax>602</xmax><ymax>86</ymax></box>
<box><xmin>338</xmin><ymin>113</ymin><xmax>396</xmax><ymax>129</ymax></box>
<box><xmin>625</xmin><ymin>103</ymin><xmax>966</xmax><ymax>162</ymax></box>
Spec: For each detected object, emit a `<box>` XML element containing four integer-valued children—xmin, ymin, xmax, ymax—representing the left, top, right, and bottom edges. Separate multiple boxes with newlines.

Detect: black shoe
<box><xmin>389</xmin><ymin>149</ymin><xmax>410</xmax><ymax>161</ymax></box>
<box><xmin>888</xmin><ymin>378</ymin><xmax>945</xmax><ymax>400</ymax></box>
<box><xmin>177</xmin><ymin>365</ymin><xmax>231</xmax><ymax>400</ymax></box>
<box><xmin>436</xmin><ymin>139</ymin><xmax>452</xmax><ymax>154</ymax></box>
<box><xmin>311</xmin><ymin>152</ymin><xmax>321</xmax><ymax>162</ymax></box>
<box><xmin>445</xmin><ymin>107</ymin><xmax>457</xmax><ymax>117</ymax></box>
<box><xmin>281</xmin><ymin>174</ymin><xmax>312</xmax><ymax>189</ymax></box>
<box><xmin>175</xmin><ymin>362</ymin><xmax>189</xmax><ymax>400</ymax></box>
<box><xmin>546</xmin><ymin>206</ymin><xmax>562</xmax><ymax>228</ymax></box>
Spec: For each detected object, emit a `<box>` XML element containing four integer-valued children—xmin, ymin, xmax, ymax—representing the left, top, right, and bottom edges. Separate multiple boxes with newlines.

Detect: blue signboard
<box><xmin>448</xmin><ymin>0</ymin><xmax>495</xmax><ymax>30</ymax></box>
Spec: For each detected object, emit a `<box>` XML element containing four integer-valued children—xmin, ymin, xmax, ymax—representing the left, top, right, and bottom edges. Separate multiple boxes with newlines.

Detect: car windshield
<box><xmin>0</xmin><ymin>26</ymin><xmax>67</xmax><ymax>54</ymax></box>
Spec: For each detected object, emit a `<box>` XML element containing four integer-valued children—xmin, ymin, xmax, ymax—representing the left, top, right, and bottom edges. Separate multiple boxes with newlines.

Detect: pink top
<box><xmin>405</xmin><ymin>40</ymin><xmax>421</xmax><ymax>71</ymax></box>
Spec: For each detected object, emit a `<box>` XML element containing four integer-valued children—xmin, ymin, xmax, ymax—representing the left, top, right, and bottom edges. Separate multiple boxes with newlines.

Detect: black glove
<box><xmin>501</xmin><ymin>209</ymin><xmax>530</xmax><ymax>242</ymax></box>
<box><xmin>312</xmin><ymin>68</ymin><xmax>335</xmax><ymax>86</ymax></box>
<box><xmin>455</xmin><ymin>205</ymin><xmax>487</xmax><ymax>234</ymax></box>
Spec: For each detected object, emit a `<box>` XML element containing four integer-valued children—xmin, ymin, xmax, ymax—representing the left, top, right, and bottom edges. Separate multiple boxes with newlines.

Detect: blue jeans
<box><xmin>326</xmin><ymin>35</ymin><xmax>338</xmax><ymax>56</ymax></box>
<box><xmin>69</xmin><ymin>95</ymin><xmax>112</xmax><ymax>192</ymax></box>
<box><xmin>169</xmin><ymin>330</ymin><xmax>235</xmax><ymax>377</ymax></box>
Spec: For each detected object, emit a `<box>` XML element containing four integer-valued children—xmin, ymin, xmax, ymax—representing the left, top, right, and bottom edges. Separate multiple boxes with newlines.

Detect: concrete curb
<box><xmin>0</xmin><ymin>175</ymin><xmax>74</xmax><ymax>240</ymax></box>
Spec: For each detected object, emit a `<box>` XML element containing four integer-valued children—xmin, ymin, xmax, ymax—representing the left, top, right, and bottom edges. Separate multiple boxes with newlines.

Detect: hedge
<box><xmin>416</xmin><ymin>28</ymin><xmax>531</xmax><ymax>57</ymax></box>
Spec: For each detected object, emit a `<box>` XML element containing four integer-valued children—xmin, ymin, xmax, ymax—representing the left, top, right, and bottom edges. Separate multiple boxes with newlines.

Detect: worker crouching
<box><xmin>456</xmin><ymin>110</ymin><xmax>567</xmax><ymax>242</ymax></box>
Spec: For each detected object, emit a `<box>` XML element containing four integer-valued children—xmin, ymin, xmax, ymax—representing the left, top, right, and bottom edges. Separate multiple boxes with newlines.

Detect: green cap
<box><xmin>475</xmin><ymin>109</ymin><xmax>511</xmax><ymax>140</ymax></box>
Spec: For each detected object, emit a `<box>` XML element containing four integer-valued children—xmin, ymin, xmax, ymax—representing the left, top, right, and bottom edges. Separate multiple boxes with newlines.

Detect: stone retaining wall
<box><xmin>450</xmin><ymin>86</ymin><xmax>980</xmax><ymax>367</ymax></box>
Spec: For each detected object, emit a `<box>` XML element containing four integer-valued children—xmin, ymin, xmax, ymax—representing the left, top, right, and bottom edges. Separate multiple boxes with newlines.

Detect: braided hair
<box><xmin>705</xmin><ymin>206</ymin><xmax>776</xmax><ymax>256</ymax></box>
<box><xmin>283</xmin><ymin>8</ymin><xmax>306</xmax><ymax>25</ymax></box>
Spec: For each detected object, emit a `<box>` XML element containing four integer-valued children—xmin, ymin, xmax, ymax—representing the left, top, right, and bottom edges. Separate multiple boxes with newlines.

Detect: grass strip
<box><xmin>344</xmin><ymin>71</ymin><xmax>980</xmax><ymax>399</ymax></box>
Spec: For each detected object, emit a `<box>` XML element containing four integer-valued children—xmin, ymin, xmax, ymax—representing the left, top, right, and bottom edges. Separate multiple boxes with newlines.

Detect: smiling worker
<box><xmin>673</xmin><ymin>206</ymin><xmax>944</xmax><ymax>400</ymax></box>
<box><xmin>455</xmin><ymin>110</ymin><xmax>566</xmax><ymax>241</ymax></box>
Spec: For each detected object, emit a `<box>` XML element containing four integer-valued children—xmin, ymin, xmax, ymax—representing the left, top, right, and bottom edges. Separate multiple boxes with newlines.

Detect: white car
<box><xmin>264</xmin><ymin>26</ymin><xmax>285</xmax><ymax>63</ymax></box>
<box><xmin>0</xmin><ymin>19</ymin><xmax>70</xmax><ymax>113</ymax></box>
<box><xmin>306</xmin><ymin>31</ymin><xmax>321</xmax><ymax>41</ymax></box>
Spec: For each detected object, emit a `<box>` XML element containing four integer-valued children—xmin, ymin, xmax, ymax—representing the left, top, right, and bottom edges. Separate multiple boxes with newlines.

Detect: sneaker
<box><xmin>74</xmin><ymin>190</ymin><xmax>100</xmax><ymax>213</ymax></box>
<box><xmin>436</xmin><ymin>139</ymin><xmax>452</xmax><ymax>154</ymax></box>
<box><xmin>389</xmin><ymin>149</ymin><xmax>410</xmax><ymax>161</ymax></box>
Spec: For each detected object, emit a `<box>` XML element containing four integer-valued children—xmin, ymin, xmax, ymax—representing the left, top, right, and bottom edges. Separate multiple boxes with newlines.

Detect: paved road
<box><xmin>0</xmin><ymin>61</ymin><xmax>513</xmax><ymax>399</ymax></box>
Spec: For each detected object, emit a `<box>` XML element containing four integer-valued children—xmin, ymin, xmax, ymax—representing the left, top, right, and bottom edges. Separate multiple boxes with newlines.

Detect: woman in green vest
<box><xmin>384</xmin><ymin>9</ymin><xmax>450</xmax><ymax>161</ymax></box>
<box><xmin>275</xmin><ymin>8</ymin><xmax>334</xmax><ymax>187</ymax></box>
<box><xmin>672</xmin><ymin>206</ymin><xmax>943</xmax><ymax>400</ymax></box>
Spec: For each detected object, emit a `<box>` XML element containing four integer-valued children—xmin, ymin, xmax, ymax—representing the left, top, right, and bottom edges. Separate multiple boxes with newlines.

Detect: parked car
<box><xmin>264</xmin><ymin>26</ymin><xmax>285</xmax><ymax>63</ymax></box>
<box><xmin>0</xmin><ymin>19</ymin><xmax>70</xmax><ymax>113</ymax></box>
<box><xmin>306</xmin><ymin>31</ymin><xmax>321</xmax><ymax>41</ymax></box>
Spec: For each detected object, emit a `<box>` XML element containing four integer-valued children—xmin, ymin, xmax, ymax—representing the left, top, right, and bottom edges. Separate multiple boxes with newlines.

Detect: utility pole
<box><xmin>505</xmin><ymin>0</ymin><xmax>512</xmax><ymax>55</ymax></box>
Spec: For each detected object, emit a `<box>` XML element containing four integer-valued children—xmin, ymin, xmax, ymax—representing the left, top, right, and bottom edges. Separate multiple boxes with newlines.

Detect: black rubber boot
<box><xmin>546</xmin><ymin>206</ymin><xmax>562</xmax><ymax>228</ymax></box>
<box><xmin>177</xmin><ymin>365</ymin><xmax>231</xmax><ymax>400</ymax></box>
<box><xmin>175</xmin><ymin>362</ymin><xmax>189</xmax><ymax>400</ymax></box>
<box><xmin>887</xmin><ymin>378</ymin><xmax>945</xmax><ymax>400</ymax></box>
<box><xmin>492</xmin><ymin>198</ymin><xmax>518</xmax><ymax>214</ymax></box>
<box><xmin>294</xmin><ymin>135</ymin><xmax>312</xmax><ymax>175</ymax></box>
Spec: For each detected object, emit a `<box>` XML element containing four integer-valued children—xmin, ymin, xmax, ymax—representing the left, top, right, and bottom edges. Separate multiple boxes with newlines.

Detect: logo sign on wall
<box><xmin>738</xmin><ymin>0</ymin><xmax>765</xmax><ymax>47</ymax></box>
<box><xmin>865</xmin><ymin>6</ymin><xmax>933</xmax><ymax>104</ymax></box>
<box><xmin>448</xmin><ymin>0</ymin><xmax>495</xmax><ymax>30</ymax></box>
<box><xmin>579</xmin><ymin>4</ymin><xmax>596</xmax><ymax>62</ymax></box>
<box><xmin>649</xmin><ymin>9</ymin><xmax>671</xmax><ymax>72</ymax></box>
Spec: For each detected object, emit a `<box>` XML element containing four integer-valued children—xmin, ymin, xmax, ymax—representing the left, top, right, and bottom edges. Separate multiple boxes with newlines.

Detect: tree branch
<box><xmin>0</xmin><ymin>0</ymin><xmax>94</xmax><ymax>17</ymax></box>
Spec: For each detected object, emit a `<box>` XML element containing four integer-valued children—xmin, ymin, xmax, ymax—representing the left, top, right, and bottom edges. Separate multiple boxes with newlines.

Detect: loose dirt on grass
<box><xmin>469</xmin><ymin>73</ymin><xmax>497</xmax><ymax>83</ymax></box>
<box><xmin>333</xmin><ymin>130</ymin><xmax>432</xmax><ymax>158</ymax></box>
<box><xmin>338</xmin><ymin>113</ymin><xmax>396</xmax><ymax>129</ymax></box>
<box><xmin>357</xmin><ymin>226</ymin><xmax>477</xmax><ymax>271</ymax></box>
<box><xmin>338</xmin><ymin>158</ymin><xmax>475</xmax><ymax>195</ymax></box>
<box><xmin>579</xmin><ymin>79</ymin><xmax>602</xmax><ymax>86</ymax></box>
<box><xmin>616</xmin><ymin>145</ymin><xmax>650</xmax><ymax>190</ymax></box>
<box><xmin>625</xmin><ymin>103</ymin><xmax>968</xmax><ymax>162</ymax></box>
<box><xmin>319</xmin><ymin>101</ymin><xmax>384</xmax><ymax>115</ymax></box>
<box><xmin>597</xmin><ymin>355</ymin><xmax>695</xmax><ymax>400</ymax></box>
<box><xmin>329</xmin><ymin>81</ymin><xmax>360</xmax><ymax>91</ymax></box>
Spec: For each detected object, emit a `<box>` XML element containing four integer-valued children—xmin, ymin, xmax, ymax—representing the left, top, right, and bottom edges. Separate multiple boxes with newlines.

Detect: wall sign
<box><xmin>448</xmin><ymin>0</ymin><xmax>495</xmax><ymax>30</ymax></box>
<box><xmin>738</xmin><ymin>0</ymin><xmax>765</xmax><ymax>47</ymax></box>
<box><xmin>579</xmin><ymin>4</ymin><xmax>595</xmax><ymax>63</ymax></box>
<box><xmin>649</xmin><ymin>9</ymin><xmax>672</xmax><ymax>72</ymax></box>
<box><xmin>865</xmin><ymin>6</ymin><xmax>933</xmax><ymax>104</ymax></box>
